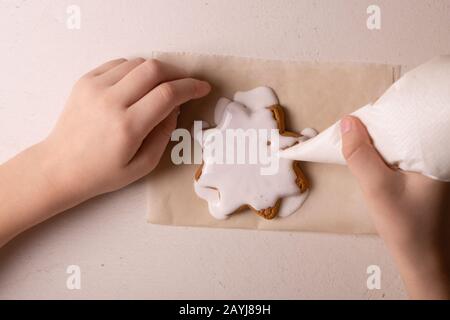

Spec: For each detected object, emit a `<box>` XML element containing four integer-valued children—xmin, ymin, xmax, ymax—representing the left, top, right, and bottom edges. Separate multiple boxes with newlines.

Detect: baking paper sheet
<box><xmin>146</xmin><ymin>52</ymin><xmax>400</xmax><ymax>234</ymax></box>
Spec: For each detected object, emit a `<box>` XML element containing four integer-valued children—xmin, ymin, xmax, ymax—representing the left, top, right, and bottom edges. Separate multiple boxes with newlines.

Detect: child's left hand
<box><xmin>44</xmin><ymin>58</ymin><xmax>211</xmax><ymax>201</ymax></box>
<box><xmin>0</xmin><ymin>58</ymin><xmax>210</xmax><ymax>246</ymax></box>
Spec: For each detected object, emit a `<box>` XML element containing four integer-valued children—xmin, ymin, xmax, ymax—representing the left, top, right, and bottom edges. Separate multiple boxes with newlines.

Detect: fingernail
<box><xmin>340</xmin><ymin>117</ymin><xmax>352</xmax><ymax>134</ymax></box>
<box><xmin>196</xmin><ymin>80</ymin><xmax>211</xmax><ymax>97</ymax></box>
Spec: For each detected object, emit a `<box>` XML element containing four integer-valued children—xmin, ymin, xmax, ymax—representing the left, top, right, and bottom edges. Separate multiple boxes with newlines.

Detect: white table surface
<box><xmin>0</xmin><ymin>0</ymin><xmax>449</xmax><ymax>299</ymax></box>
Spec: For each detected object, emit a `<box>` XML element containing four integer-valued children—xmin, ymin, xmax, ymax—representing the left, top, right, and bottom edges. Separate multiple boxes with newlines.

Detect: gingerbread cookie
<box><xmin>193</xmin><ymin>87</ymin><xmax>315</xmax><ymax>220</ymax></box>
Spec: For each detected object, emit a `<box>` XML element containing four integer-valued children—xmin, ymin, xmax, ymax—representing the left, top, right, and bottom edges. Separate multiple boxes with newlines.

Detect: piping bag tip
<box><xmin>279</xmin><ymin>122</ymin><xmax>346</xmax><ymax>165</ymax></box>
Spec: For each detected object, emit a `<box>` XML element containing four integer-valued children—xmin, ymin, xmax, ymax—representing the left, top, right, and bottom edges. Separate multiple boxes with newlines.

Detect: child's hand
<box><xmin>43</xmin><ymin>58</ymin><xmax>210</xmax><ymax>201</ymax></box>
<box><xmin>341</xmin><ymin>115</ymin><xmax>450</xmax><ymax>299</ymax></box>
<box><xmin>0</xmin><ymin>58</ymin><xmax>210</xmax><ymax>246</ymax></box>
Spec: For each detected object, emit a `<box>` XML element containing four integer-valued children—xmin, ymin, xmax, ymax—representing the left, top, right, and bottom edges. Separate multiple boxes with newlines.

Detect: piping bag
<box><xmin>280</xmin><ymin>55</ymin><xmax>450</xmax><ymax>182</ymax></box>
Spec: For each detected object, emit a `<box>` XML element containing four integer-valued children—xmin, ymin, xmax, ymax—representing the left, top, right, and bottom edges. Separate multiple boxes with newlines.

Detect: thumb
<box><xmin>127</xmin><ymin>107</ymin><xmax>180</xmax><ymax>179</ymax></box>
<box><xmin>341</xmin><ymin>115</ymin><xmax>397</xmax><ymax>196</ymax></box>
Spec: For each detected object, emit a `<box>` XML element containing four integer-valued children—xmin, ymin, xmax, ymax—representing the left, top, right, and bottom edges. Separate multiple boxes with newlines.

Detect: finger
<box><xmin>341</xmin><ymin>115</ymin><xmax>399</xmax><ymax>196</ymax></box>
<box><xmin>110</xmin><ymin>59</ymin><xmax>188</xmax><ymax>107</ymax></box>
<box><xmin>83</xmin><ymin>58</ymin><xmax>127</xmax><ymax>78</ymax></box>
<box><xmin>97</xmin><ymin>58</ymin><xmax>146</xmax><ymax>85</ymax></box>
<box><xmin>127</xmin><ymin>108</ymin><xmax>180</xmax><ymax>179</ymax></box>
<box><xmin>128</xmin><ymin>78</ymin><xmax>211</xmax><ymax>138</ymax></box>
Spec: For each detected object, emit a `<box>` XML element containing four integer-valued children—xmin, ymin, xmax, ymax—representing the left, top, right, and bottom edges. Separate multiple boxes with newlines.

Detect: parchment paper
<box><xmin>146</xmin><ymin>52</ymin><xmax>400</xmax><ymax>234</ymax></box>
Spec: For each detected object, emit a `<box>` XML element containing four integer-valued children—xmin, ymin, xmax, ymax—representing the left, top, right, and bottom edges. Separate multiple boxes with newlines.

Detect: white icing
<box><xmin>280</xmin><ymin>55</ymin><xmax>450</xmax><ymax>182</ymax></box>
<box><xmin>214</xmin><ymin>98</ymin><xmax>231</xmax><ymax>125</ymax></box>
<box><xmin>194</xmin><ymin>87</ymin><xmax>310</xmax><ymax>219</ymax></box>
<box><xmin>300</xmin><ymin>128</ymin><xmax>318</xmax><ymax>139</ymax></box>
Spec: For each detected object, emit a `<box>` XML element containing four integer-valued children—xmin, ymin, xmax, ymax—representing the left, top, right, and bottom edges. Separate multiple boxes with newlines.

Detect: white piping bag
<box><xmin>280</xmin><ymin>55</ymin><xmax>450</xmax><ymax>182</ymax></box>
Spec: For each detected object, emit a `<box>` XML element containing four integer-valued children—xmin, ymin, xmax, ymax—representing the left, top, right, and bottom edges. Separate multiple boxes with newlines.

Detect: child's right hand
<box><xmin>42</xmin><ymin>58</ymin><xmax>211</xmax><ymax>203</ymax></box>
<box><xmin>341</xmin><ymin>115</ymin><xmax>450</xmax><ymax>299</ymax></box>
